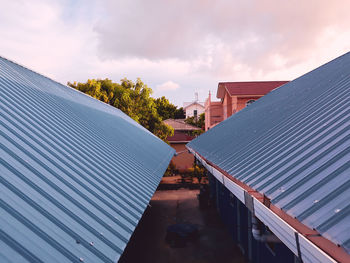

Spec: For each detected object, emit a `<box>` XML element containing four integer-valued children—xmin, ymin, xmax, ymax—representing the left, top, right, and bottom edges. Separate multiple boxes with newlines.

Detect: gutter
<box><xmin>187</xmin><ymin>146</ymin><xmax>350</xmax><ymax>263</ymax></box>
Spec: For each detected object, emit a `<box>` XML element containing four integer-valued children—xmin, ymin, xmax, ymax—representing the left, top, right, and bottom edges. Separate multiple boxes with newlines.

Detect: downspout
<box><xmin>251</xmin><ymin>215</ymin><xmax>281</xmax><ymax>243</ymax></box>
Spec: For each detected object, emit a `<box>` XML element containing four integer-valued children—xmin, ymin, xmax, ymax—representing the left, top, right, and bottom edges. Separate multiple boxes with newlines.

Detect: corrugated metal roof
<box><xmin>0</xmin><ymin>56</ymin><xmax>175</xmax><ymax>263</ymax></box>
<box><xmin>188</xmin><ymin>52</ymin><xmax>350</xmax><ymax>254</ymax></box>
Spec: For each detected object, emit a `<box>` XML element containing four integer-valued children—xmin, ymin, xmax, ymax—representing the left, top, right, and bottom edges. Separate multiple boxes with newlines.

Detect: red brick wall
<box><xmin>236</xmin><ymin>96</ymin><xmax>262</xmax><ymax>112</ymax></box>
<box><xmin>169</xmin><ymin>143</ymin><xmax>194</xmax><ymax>171</ymax></box>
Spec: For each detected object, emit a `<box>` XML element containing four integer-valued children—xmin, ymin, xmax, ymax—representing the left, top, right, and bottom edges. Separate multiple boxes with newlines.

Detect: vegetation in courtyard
<box><xmin>163</xmin><ymin>162</ymin><xmax>207</xmax><ymax>188</ymax></box>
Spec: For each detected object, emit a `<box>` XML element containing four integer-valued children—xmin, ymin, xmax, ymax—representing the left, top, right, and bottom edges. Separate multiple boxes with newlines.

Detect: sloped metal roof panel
<box><xmin>188</xmin><ymin>52</ymin><xmax>350</xmax><ymax>253</ymax></box>
<box><xmin>0</xmin><ymin>56</ymin><xmax>175</xmax><ymax>263</ymax></box>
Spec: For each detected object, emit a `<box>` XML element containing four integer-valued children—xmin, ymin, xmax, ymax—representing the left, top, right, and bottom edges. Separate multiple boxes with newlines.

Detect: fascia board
<box><xmin>191</xmin><ymin>149</ymin><xmax>337</xmax><ymax>263</ymax></box>
<box><xmin>299</xmin><ymin>234</ymin><xmax>336</xmax><ymax>263</ymax></box>
<box><xmin>212</xmin><ymin>167</ymin><xmax>224</xmax><ymax>184</ymax></box>
<box><xmin>254</xmin><ymin>198</ymin><xmax>299</xmax><ymax>255</ymax></box>
<box><xmin>223</xmin><ymin>176</ymin><xmax>245</xmax><ymax>203</ymax></box>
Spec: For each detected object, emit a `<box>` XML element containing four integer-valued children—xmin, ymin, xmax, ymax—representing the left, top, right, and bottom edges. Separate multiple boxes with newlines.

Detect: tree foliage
<box><xmin>67</xmin><ymin>78</ymin><xmax>175</xmax><ymax>142</ymax></box>
<box><xmin>185</xmin><ymin>113</ymin><xmax>205</xmax><ymax>130</ymax></box>
<box><xmin>174</xmin><ymin>107</ymin><xmax>186</xmax><ymax>119</ymax></box>
<box><xmin>154</xmin><ymin>97</ymin><xmax>185</xmax><ymax>120</ymax></box>
<box><xmin>154</xmin><ymin>96</ymin><xmax>177</xmax><ymax>120</ymax></box>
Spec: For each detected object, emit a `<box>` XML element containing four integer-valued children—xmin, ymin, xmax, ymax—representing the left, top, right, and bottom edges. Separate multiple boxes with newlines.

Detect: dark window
<box><xmin>194</xmin><ymin>110</ymin><xmax>198</xmax><ymax>117</ymax></box>
<box><xmin>246</xmin><ymin>99</ymin><xmax>256</xmax><ymax>106</ymax></box>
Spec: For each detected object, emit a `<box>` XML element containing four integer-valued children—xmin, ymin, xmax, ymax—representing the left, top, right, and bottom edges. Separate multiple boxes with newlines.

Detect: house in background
<box><xmin>164</xmin><ymin>119</ymin><xmax>201</xmax><ymax>171</ymax></box>
<box><xmin>205</xmin><ymin>81</ymin><xmax>288</xmax><ymax>130</ymax></box>
<box><xmin>204</xmin><ymin>91</ymin><xmax>223</xmax><ymax>131</ymax></box>
<box><xmin>183</xmin><ymin>92</ymin><xmax>205</xmax><ymax>119</ymax></box>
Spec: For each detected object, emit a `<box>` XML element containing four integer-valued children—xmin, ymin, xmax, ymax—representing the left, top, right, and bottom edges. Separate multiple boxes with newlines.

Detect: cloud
<box><xmin>1</xmin><ymin>0</ymin><xmax>349</xmax><ymax>107</ymax></box>
<box><xmin>0</xmin><ymin>0</ymin><xmax>100</xmax><ymax>82</ymax></box>
<box><xmin>156</xmin><ymin>81</ymin><xmax>180</xmax><ymax>91</ymax></box>
<box><xmin>95</xmin><ymin>0</ymin><xmax>350</xmax><ymax>79</ymax></box>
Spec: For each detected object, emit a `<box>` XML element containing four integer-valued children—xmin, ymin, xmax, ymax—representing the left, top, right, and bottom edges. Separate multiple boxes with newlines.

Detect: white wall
<box><xmin>185</xmin><ymin>103</ymin><xmax>205</xmax><ymax>118</ymax></box>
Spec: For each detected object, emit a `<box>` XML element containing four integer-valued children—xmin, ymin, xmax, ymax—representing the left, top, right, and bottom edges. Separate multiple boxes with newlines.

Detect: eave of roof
<box><xmin>216</xmin><ymin>81</ymin><xmax>289</xmax><ymax>99</ymax></box>
<box><xmin>183</xmin><ymin>101</ymin><xmax>205</xmax><ymax>109</ymax></box>
<box><xmin>188</xmin><ymin>149</ymin><xmax>349</xmax><ymax>263</ymax></box>
<box><xmin>186</xmin><ymin>148</ymin><xmax>350</xmax><ymax>263</ymax></box>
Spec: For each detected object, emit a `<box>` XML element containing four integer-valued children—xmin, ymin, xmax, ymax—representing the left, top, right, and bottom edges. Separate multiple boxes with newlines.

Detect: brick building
<box><xmin>164</xmin><ymin>119</ymin><xmax>201</xmax><ymax>171</ymax></box>
<box><xmin>205</xmin><ymin>81</ymin><xmax>288</xmax><ymax>130</ymax></box>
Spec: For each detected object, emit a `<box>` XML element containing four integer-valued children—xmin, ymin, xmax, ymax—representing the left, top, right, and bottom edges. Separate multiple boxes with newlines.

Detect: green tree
<box><xmin>154</xmin><ymin>97</ymin><xmax>186</xmax><ymax>120</ymax></box>
<box><xmin>154</xmin><ymin>96</ymin><xmax>177</xmax><ymax>120</ymax></box>
<box><xmin>185</xmin><ymin>113</ymin><xmax>205</xmax><ymax>129</ymax></box>
<box><xmin>68</xmin><ymin>78</ymin><xmax>174</xmax><ymax>142</ymax></box>
<box><xmin>174</xmin><ymin>107</ymin><xmax>185</xmax><ymax>119</ymax></box>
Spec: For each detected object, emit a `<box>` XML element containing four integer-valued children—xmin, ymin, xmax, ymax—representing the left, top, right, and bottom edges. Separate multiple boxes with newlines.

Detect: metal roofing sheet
<box><xmin>188</xmin><ymin>52</ymin><xmax>350</xmax><ymax>254</ymax></box>
<box><xmin>0</xmin><ymin>56</ymin><xmax>175</xmax><ymax>262</ymax></box>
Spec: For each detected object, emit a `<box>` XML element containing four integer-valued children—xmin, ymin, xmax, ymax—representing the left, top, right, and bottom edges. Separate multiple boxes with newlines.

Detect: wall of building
<box><xmin>205</xmin><ymin>100</ymin><xmax>223</xmax><ymax>131</ymax></box>
<box><xmin>236</xmin><ymin>96</ymin><xmax>262</xmax><ymax>112</ymax></box>
<box><xmin>169</xmin><ymin>143</ymin><xmax>194</xmax><ymax>171</ymax></box>
<box><xmin>230</xmin><ymin>96</ymin><xmax>238</xmax><ymax>116</ymax></box>
<box><xmin>204</xmin><ymin>91</ymin><xmax>265</xmax><ymax>130</ymax></box>
<box><xmin>222</xmin><ymin>93</ymin><xmax>229</xmax><ymax>119</ymax></box>
<box><xmin>185</xmin><ymin>103</ymin><xmax>205</xmax><ymax>119</ymax></box>
<box><xmin>207</xmin><ymin>173</ymin><xmax>297</xmax><ymax>263</ymax></box>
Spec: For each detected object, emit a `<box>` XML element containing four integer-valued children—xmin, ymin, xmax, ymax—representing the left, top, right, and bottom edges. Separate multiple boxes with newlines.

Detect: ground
<box><xmin>119</xmin><ymin>189</ymin><xmax>246</xmax><ymax>263</ymax></box>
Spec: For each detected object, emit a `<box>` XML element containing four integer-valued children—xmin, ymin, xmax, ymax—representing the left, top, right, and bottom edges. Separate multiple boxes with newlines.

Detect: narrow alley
<box><xmin>120</xmin><ymin>189</ymin><xmax>246</xmax><ymax>263</ymax></box>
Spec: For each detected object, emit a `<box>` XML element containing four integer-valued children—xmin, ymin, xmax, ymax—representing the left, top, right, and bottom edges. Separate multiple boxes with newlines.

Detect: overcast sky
<box><xmin>1</xmin><ymin>0</ymin><xmax>349</xmax><ymax>106</ymax></box>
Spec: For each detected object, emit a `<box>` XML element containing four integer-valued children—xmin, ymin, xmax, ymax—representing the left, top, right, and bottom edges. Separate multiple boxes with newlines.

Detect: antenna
<box><xmin>195</xmin><ymin>92</ymin><xmax>198</xmax><ymax>102</ymax></box>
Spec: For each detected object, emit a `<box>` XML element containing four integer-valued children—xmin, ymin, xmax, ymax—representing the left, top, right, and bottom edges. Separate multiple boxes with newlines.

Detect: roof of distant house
<box><xmin>183</xmin><ymin>101</ymin><xmax>205</xmax><ymax>109</ymax></box>
<box><xmin>164</xmin><ymin>119</ymin><xmax>201</xmax><ymax>131</ymax></box>
<box><xmin>217</xmin><ymin>81</ymin><xmax>289</xmax><ymax>98</ymax></box>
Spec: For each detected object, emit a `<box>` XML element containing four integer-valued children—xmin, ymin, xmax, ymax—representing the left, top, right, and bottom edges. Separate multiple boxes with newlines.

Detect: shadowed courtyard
<box><xmin>119</xmin><ymin>189</ymin><xmax>246</xmax><ymax>263</ymax></box>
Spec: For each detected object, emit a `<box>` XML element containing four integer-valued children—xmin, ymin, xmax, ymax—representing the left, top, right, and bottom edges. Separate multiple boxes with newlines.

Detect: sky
<box><xmin>1</xmin><ymin>0</ymin><xmax>349</xmax><ymax>106</ymax></box>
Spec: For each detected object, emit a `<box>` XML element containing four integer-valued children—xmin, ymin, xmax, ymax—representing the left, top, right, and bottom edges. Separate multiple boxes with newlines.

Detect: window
<box><xmin>194</xmin><ymin>110</ymin><xmax>198</xmax><ymax>117</ymax></box>
<box><xmin>246</xmin><ymin>99</ymin><xmax>256</xmax><ymax>106</ymax></box>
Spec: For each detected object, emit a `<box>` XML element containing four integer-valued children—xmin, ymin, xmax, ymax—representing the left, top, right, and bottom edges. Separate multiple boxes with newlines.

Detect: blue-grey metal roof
<box><xmin>0</xmin><ymin>56</ymin><xmax>175</xmax><ymax>263</ymax></box>
<box><xmin>188</xmin><ymin>52</ymin><xmax>350</xmax><ymax>253</ymax></box>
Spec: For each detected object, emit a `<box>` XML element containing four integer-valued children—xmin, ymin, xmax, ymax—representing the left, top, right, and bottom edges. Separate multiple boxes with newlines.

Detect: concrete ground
<box><xmin>119</xmin><ymin>189</ymin><xmax>246</xmax><ymax>263</ymax></box>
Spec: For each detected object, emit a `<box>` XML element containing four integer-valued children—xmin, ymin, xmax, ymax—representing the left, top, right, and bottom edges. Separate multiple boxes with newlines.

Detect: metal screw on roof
<box><xmin>313</xmin><ymin>200</ymin><xmax>319</xmax><ymax>203</ymax></box>
<box><xmin>90</xmin><ymin>242</ymin><xmax>94</xmax><ymax>246</ymax></box>
<box><xmin>334</xmin><ymin>209</ymin><xmax>341</xmax><ymax>213</ymax></box>
<box><xmin>76</xmin><ymin>240</ymin><xmax>80</xmax><ymax>244</ymax></box>
<box><xmin>79</xmin><ymin>258</ymin><xmax>84</xmax><ymax>262</ymax></box>
<box><xmin>100</xmin><ymin>232</ymin><xmax>104</xmax><ymax>236</ymax></box>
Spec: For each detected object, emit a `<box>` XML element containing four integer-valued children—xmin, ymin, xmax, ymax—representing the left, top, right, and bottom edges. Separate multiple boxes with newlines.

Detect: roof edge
<box><xmin>216</xmin><ymin>81</ymin><xmax>289</xmax><ymax>99</ymax></box>
<box><xmin>183</xmin><ymin>101</ymin><xmax>205</xmax><ymax>109</ymax></box>
<box><xmin>187</xmin><ymin>146</ymin><xmax>350</xmax><ymax>263</ymax></box>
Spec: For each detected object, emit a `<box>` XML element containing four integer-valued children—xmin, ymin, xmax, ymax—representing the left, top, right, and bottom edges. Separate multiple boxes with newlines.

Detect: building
<box><xmin>205</xmin><ymin>81</ymin><xmax>288</xmax><ymax>130</ymax></box>
<box><xmin>204</xmin><ymin>91</ymin><xmax>223</xmax><ymax>131</ymax></box>
<box><xmin>164</xmin><ymin>119</ymin><xmax>201</xmax><ymax>171</ymax></box>
<box><xmin>0</xmin><ymin>56</ymin><xmax>174</xmax><ymax>262</ymax></box>
<box><xmin>183</xmin><ymin>92</ymin><xmax>205</xmax><ymax>119</ymax></box>
<box><xmin>188</xmin><ymin>52</ymin><xmax>350</xmax><ymax>262</ymax></box>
